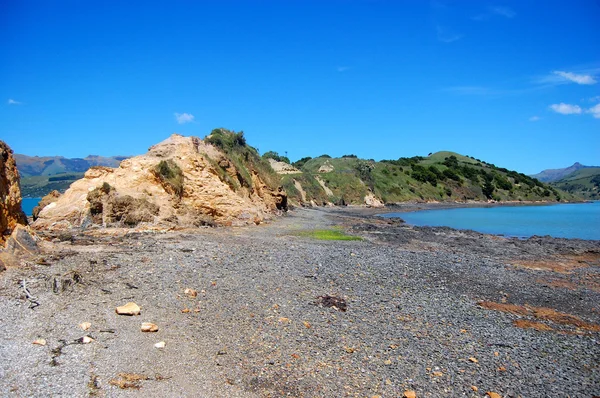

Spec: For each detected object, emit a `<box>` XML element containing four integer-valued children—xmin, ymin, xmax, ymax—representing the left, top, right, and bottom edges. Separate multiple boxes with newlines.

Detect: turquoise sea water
<box><xmin>382</xmin><ymin>201</ymin><xmax>600</xmax><ymax>240</ymax></box>
<box><xmin>22</xmin><ymin>198</ymin><xmax>42</xmax><ymax>217</ymax></box>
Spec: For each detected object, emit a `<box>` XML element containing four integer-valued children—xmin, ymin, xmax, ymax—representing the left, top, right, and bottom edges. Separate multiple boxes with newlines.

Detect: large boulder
<box><xmin>0</xmin><ymin>140</ymin><xmax>27</xmax><ymax>243</ymax></box>
<box><xmin>33</xmin><ymin>134</ymin><xmax>287</xmax><ymax>230</ymax></box>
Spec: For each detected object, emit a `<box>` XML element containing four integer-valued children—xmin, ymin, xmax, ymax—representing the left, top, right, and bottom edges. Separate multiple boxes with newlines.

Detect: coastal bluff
<box><xmin>33</xmin><ymin>133</ymin><xmax>287</xmax><ymax>230</ymax></box>
<box><xmin>0</xmin><ymin>140</ymin><xmax>38</xmax><ymax>271</ymax></box>
<box><xmin>0</xmin><ymin>140</ymin><xmax>27</xmax><ymax>241</ymax></box>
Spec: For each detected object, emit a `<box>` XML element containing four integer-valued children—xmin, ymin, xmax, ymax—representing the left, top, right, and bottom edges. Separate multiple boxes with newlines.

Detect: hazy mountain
<box><xmin>551</xmin><ymin>167</ymin><xmax>600</xmax><ymax>200</ymax></box>
<box><xmin>531</xmin><ymin>162</ymin><xmax>597</xmax><ymax>183</ymax></box>
<box><xmin>15</xmin><ymin>154</ymin><xmax>129</xmax><ymax>198</ymax></box>
<box><xmin>14</xmin><ymin>154</ymin><xmax>128</xmax><ymax>177</ymax></box>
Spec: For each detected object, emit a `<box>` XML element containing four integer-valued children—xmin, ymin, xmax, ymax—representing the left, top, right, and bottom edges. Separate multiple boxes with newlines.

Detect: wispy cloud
<box><xmin>590</xmin><ymin>96</ymin><xmax>600</xmax><ymax>103</ymax></box>
<box><xmin>529</xmin><ymin>116</ymin><xmax>541</xmax><ymax>122</ymax></box>
<box><xmin>175</xmin><ymin>112</ymin><xmax>195</xmax><ymax>124</ymax></box>
<box><xmin>336</xmin><ymin>66</ymin><xmax>350</xmax><ymax>73</ymax></box>
<box><xmin>436</xmin><ymin>25</ymin><xmax>463</xmax><ymax>43</ymax></box>
<box><xmin>549</xmin><ymin>103</ymin><xmax>583</xmax><ymax>115</ymax></box>
<box><xmin>535</xmin><ymin>68</ymin><xmax>600</xmax><ymax>86</ymax></box>
<box><xmin>587</xmin><ymin>104</ymin><xmax>600</xmax><ymax>119</ymax></box>
<box><xmin>491</xmin><ymin>6</ymin><xmax>516</xmax><ymax>18</ymax></box>
<box><xmin>553</xmin><ymin>70</ymin><xmax>597</xmax><ymax>85</ymax></box>
<box><xmin>473</xmin><ymin>5</ymin><xmax>516</xmax><ymax>21</ymax></box>
<box><xmin>7</xmin><ymin>98</ymin><xmax>22</xmax><ymax>105</ymax></box>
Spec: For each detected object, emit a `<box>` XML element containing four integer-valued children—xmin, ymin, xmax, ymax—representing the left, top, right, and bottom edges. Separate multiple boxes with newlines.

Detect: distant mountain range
<box><xmin>530</xmin><ymin>162</ymin><xmax>600</xmax><ymax>200</ymax></box>
<box><xmin>15</xmin><ymin>154</ymin><xmax>128</xmax><ymax>198</ymax></box>
<box><xmin>14</xmin><ymin>154</ymin><xmax>128</xmax><ymax>177</ymax></box>
<box><xmin>531</xmin><ymin>162</ymin><xmax>597</xmax><ymax>183</ymax></box>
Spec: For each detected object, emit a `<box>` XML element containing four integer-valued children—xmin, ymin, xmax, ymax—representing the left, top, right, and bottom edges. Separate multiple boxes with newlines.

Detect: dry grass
<box><xmin>513</xmin><ymin>252</ymin><xmax>600</xmax><ymax>273</ymax></box>
<box><xmin>513</xmin><ymin>319</ymin><xmax>554</xmax><ymax>331</ymax></box>
<box><xmin>479</xmin><ymin>301</ymin><xmax>600</xmax><ymax>332</ymax></box>
<box><xmin>108</xmin><ymin>373</ymin><xmax>150</xmax><ymax>390</ymax></box>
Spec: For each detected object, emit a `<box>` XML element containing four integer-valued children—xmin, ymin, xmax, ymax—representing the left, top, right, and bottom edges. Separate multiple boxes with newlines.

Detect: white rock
<box><xmin>116</xmin><ymin>302</ymin><xmax>141</xmax><ymax>315</ymax></box>
<box><xmin>154</xmin><ymin>341</ymin><xmax>166</xmax><ymax>349</ymax></box>
<box><xmin>141</xmin><ymin>322</ymin><xmax>159</xmax><ymax>332</ymax></box>
<box><xmin>79</xmin><ymin>322</ymin><xmax>91</xmax><ymax>331</ymax></box>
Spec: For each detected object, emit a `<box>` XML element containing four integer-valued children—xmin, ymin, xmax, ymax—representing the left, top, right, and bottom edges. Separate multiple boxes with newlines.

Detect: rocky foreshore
<box><xmin>1</xmin><ymin>207</ymin><xmax>599</xmax><ymax>397</ymax></box>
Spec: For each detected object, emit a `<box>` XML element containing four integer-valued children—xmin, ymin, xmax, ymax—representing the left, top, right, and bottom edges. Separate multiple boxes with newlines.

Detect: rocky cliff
<box><xmin>33</xmin><ymin>133</ymin><xmax>287</xmax><ymax>230</ymax></box>
<box><xmin>0</xmin><ymin>140</ymin><xmax>27</xmax><ymax>243</ymax></box>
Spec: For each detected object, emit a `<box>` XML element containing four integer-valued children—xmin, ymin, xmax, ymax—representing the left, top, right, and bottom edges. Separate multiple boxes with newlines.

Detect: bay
<box><xmin>21</xmin><ymin>198</ymin><xmax>42</xmax><ymax>217</ymax></box>
<box><xmin>381</xmin><ymin>201</ymin><xmax>600</xmax><ymax>240</ymax></box>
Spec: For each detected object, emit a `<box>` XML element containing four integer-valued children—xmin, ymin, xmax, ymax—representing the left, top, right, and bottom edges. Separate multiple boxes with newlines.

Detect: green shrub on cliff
<box><xmin>155</xmin><ymin>159</ymin><xmax>184</xmax><ymax>197</ymax></box>
<box><xmin>262</xmin><ymin>151</ymin><xmax>291</xmax><ymax>164</ymax></box>
<box><xmin>204</xmin><ymin>128</ymin><xmax>280</xmax><ymax>192</ymax></box>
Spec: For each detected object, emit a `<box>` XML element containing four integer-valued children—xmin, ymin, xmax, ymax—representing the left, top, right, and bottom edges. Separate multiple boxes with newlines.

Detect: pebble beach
<box><xmin>1</xmin><ymin>207</ymin><xmax>599</xmax><ymax>397</ymax></box>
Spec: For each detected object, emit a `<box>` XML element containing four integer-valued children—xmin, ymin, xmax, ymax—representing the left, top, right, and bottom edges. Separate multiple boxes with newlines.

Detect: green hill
<box><xmin>14</xmin><ymin>154</ymin><xmax>127</xmax><ymax>177</ymax></box>
<box><xmin>269</xmin><ymin>151</ymin><xmax>579</xmax><ymax>206</ymax></box>
<box><xmin>15</xmin><ymin>154</ymin><xmax>128</xmax><ymax>198</ymax></box>
<box><xmin>17</xmin><ymin>133</ymin><xmax>582</xmax><ymax>205</ymax></box>
<box><xmin>20</xmin><ymin>173</ymin><xmax>85</xmax><ymax>198</ymax></box>
<box><xmin>551</xmin><ymin>167</ymin><xmax>600</xmax><ymax>200</ymax></box>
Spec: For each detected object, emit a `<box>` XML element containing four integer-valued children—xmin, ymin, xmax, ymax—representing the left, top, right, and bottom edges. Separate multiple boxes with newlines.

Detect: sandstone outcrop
<box><xmin>318</xmin><ymin>161</ymin><xmax>334</xmax><ymax>173</ymax></box>
<box><xmin>268</xmin><ymin>159</ymin><xmax>301</xmax><ymax>174</ymax></box>
<box><xmin>0</xmin><ymin>140</ymin><xmax>27</xmax><ymax>242</ymax></box>
<box><xmin>32</xmin><ymin>190</ymin><xmax>61</xmax><ymax>220</ymax></box>
<box><xmin>1</xmin><ymin>141</ymin><xmax>37</xmax><ymax>271</ymax></box>
<box><xmin>364</xmin><ymin>192</ymin><xmax>384</xmax><ymax>208</ymax></box>
<box><xmin>33</xmin><ymin>133</ymin><xmax>287</xmax><ymax>230</ymax></box>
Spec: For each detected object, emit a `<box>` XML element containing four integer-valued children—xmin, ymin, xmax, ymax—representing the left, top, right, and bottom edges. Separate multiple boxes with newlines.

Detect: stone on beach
<box><xmin>141</xmin><ymin>322</ymin><xmax>159</xmax><ymax>332</ymax></box>
<box><xmin>116</xmin><ymin>302</ymin><xmax>141</xmax><ymax>315</ymax></box>
<box><xmin>79</xmin><ymin>322</ymin><xmax>91</xmax><ymax>331</ymax></box>
<box><xmin>154</xmin><ymin>341</ymin><xmax>166</xmax><ymax>349</ymax></box>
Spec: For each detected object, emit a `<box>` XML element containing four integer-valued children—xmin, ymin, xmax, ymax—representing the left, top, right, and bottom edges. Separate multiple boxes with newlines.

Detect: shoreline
<box><xmin>324</xmin><ymin>200</ymin><xmax>599</xmax><ymax>241</ymax></box>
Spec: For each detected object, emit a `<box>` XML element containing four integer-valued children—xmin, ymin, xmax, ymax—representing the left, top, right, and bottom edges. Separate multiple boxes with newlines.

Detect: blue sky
<box><xmin>1</xmin><ymin>0</ymin><xmax>599</xmax><ymax>174</ymax></box>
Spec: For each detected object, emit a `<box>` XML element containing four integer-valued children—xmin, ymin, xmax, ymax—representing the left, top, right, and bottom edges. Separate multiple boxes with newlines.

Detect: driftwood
<box><xmin>19</xmin><ymin>279</ymin><xmax>40</xmax><ymax>309</ymax></box>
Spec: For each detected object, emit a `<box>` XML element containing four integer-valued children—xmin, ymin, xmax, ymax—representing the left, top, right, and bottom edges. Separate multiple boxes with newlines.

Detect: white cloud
<box><xmin>491</xmin><ymin>6</ymin><xmax>516</xmax><ymax>18</ymax></box>
<box><xmin>175</xmin><ymin>112</ymin><xmax>194</xmax><ymax>124</ymax></box>
<box><xmin>549</xmin><ymin>103</ymin><xmax>582</xmax><ymax>115</ymax></box>
<box><xmin>587</xmin><ymin>104</ymin><xmax>600</xmax><ymax>119</ymax></box>
<box><xmin>529</xmin><ymin>116</ymin><xmax>541</xmax><ymax>122</ymax></box>
<box><xmin>553</xmin><ymin>70</ymin><xmax>597</xmax><ymax>85</ymax></box>
<box><xmin>474</xmin><ymin>6</ymin><xmax>516</xmax><ymax>20</ymax></box>
<box><xmin>589</xmin><ymin>96</ymin><xmax>600</xmax><ymax>103</ymax></box>
<box><xmin>436</xmin><ymin>25</ymin><xmax>463</xmax><ymax>43</ymax></box>
<box><xmin>7</xmin><ymin>99</ymin><xmax>22</xmax><ymax>105</ymax></box>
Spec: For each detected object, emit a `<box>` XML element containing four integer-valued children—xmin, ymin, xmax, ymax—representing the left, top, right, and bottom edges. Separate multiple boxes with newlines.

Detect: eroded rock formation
<box><xmin>1</xmin><ymin>140</ymin><xmax>36</xmax><ymax>271</ymax></box>
<box><xmin>32</xmin><ymin>190</ymin><xmax>61</xmax><ymax>220</ymax></box>
<box><xmin>0</xmin><ymin>140</ymin><xmax>27</xmax><ymax>242</ymax></box>
<box><xmin>33</xmin><ymin>134</ymin><xmax>287</xmax><ymax>230</ymax></box>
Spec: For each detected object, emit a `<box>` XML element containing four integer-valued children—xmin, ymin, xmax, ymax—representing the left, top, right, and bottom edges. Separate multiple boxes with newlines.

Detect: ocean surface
<box><xmin>382</xmin><ymin>201</ymin><xmax>600</xmax><ymax>240</ymax></box>
<box><xmin>22</xmin><ymin>198</ymin><xmax>42</xmax><ymax>217</ymax></box>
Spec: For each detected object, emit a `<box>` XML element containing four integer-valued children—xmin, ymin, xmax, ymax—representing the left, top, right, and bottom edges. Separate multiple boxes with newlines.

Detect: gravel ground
<box><xmin>1</xmin><ymin>207</ymin><xmax>599</xmax><ymax>397</ymax></box>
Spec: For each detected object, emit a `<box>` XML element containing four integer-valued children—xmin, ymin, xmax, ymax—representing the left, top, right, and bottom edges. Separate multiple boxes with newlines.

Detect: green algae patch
<box><xmin>297</xmin><ymin>228</ymin><xmax>362</xmax><ymax>241</ymax></box>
